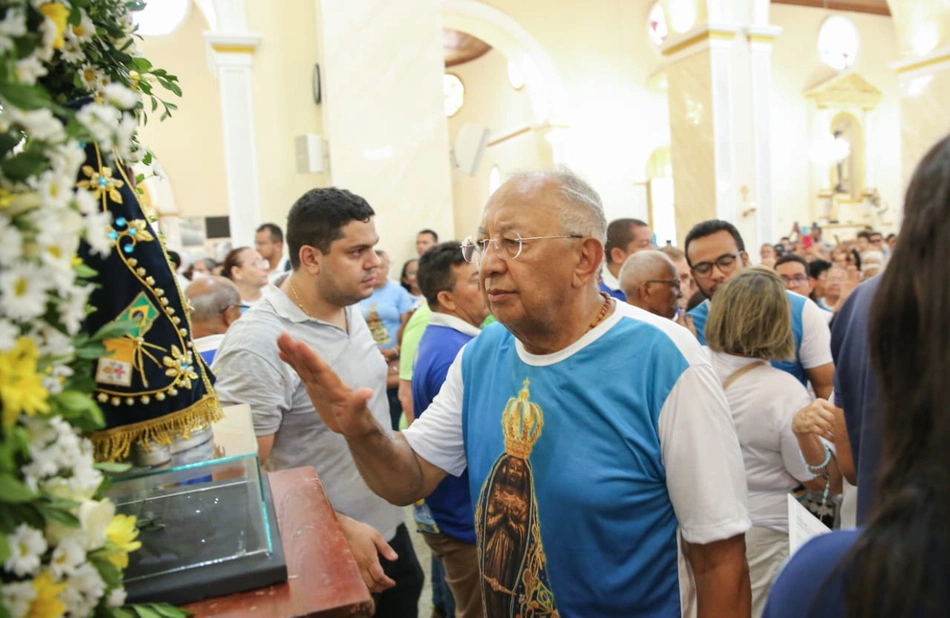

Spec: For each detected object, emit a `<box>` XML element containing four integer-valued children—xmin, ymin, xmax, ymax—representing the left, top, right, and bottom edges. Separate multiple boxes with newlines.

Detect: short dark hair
<box><xmin>418</xmin><ymin>229</ymin><xmax>439</xmax><ymax>242</ymax></box>
<box><xmin>808</xmin><ymin>259</ymin><xmax>833</xmax><ymax>280</ymax></box>
<box><xmin>221</xmin><ymin>247</ymin><xmax>252</xmax><ymax>280</ymax></box>
<box><xmin>417</xmin><ymin>242</ymin><xmax>466</xmax><ymax>309</ymax></box>
<box><xmin>286</xmin><ymin>188</ymin><xmax>375</xmax><ymax>269</ymax></box>
<box><xmin>256</xmin><ymin>223</ymin><xmax>284</xmax><ymax>244</ymax></box>
<box><xmin>857</xmin><ymin>230</ymin><xmax>873</xmax><ymax>241</ymax></box>
<box><xmin>605</xmin><ymin>218</ymin><xmax>649</xmax><ymax>263</ymax></box>
<box><xmin>775</xmin><ymin>254</ymin><xmax>808</xmax><ymax>271</ymax></box>
<box><xmin>400</xmin><ymin>258</ymin><xmax>418</xmax><ymax>294</ymax></box>
<box><xmin>167</xmin><ymin>250</ymin><xmax>182</xmax><ymax>270</ymax></box>
<box><xmin>683</xmin><ymin>219</ymin><xmax>746</xmax><ymax>266</ymax></box>
<box><xmin>870</xmin><ymin>231</ymin><xmax>884</xmax><ymax>240</ymax></box>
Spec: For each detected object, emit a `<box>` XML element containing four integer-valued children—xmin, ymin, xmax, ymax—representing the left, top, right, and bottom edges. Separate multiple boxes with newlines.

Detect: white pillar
<box><xmin>746</xmin><ymin>25</ymin><xmax>781</xmax><ymax>249</ymax></box>
<box><xmin>204</xmin><ymin>33</ymin><xmax>262</xmax><ymax>247</ymax></box>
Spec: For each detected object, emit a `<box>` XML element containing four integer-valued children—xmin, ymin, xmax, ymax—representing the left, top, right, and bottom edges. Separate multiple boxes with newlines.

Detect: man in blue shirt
<box><xmin>412</xmin><ymin>242</ymin><xmax>489</xmax><ymax>618</ymax></box>
<box><xmin>684</xmin><ymin>219</ymin><xmax>835</xmax><ymax>399</ymax></box>
<box><xmin>184</xmin><ymin>275</ymin><xmax>242</xmax><ymax>366</ymax></box>
<box><xmin>599</xmin><ymin>218</ymin><xmax>654</xmax><ymax>301</ymax></box>
<box><xmin>278</xmin><ymin>170</ymin><xmax>751</xmax><ymax>617</ymax></box>
<box><xmin>830</xmin><ymin>276</ymin><xmax>881</xmax><ymax>524</ymax></box>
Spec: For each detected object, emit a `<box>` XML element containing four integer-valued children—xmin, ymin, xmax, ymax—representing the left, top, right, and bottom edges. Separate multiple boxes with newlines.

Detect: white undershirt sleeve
<box><xmin>658</xmin><ymin>364</ymin><xmax>751</xmax><ymax>544</ymax></box>
<box><xmin>402</xmin><ymin>350</ymin><xmax>468</xmax><ymax>477</ymax></box>
<box><xmin>799</xmin><ymin>298</ymin><xmax>834</xmax><ymax>369</ymax></box>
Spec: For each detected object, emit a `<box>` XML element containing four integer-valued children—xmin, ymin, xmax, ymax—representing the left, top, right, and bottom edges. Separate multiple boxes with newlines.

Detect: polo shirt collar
<box><xmin>429</xmin><ymin>311</ymin><xmax>482</xmax><ymax>338</ymax></box>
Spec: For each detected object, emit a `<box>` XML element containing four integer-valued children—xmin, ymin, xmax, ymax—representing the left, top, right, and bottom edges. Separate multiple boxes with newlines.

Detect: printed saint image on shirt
<box><xmin>364</xmin><ymin>304</ymin><xmax>391</xmax><ymax>346</ymax></box>
<box><xmin>475</xmin><ymin>379</ymin><xmax>559</xmax><ymax>617</ymax></box>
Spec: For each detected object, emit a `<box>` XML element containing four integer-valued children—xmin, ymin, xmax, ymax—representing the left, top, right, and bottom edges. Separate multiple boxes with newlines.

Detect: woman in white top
<box><xmin>705</xmin><ymin>267</ymin><xmax>841</xmax><ymax>618</ymax></box>
<box><xmin>221</xmin><ymin>247</ymin><xmax>270</xmax><ymax>311</ymax></box>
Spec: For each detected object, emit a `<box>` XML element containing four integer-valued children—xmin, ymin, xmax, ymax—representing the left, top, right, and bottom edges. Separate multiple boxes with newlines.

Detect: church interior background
<box><xmin>133</xmin><ymin>0</ymin><xmax>950</xmax><ymax>275</ymax></box>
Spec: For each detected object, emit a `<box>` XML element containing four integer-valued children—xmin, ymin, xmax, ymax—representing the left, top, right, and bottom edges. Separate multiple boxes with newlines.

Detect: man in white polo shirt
<box><xmin>213</xmin><ymin>188</ymin><xmax>422</xmax><ymax>617</ymax></box>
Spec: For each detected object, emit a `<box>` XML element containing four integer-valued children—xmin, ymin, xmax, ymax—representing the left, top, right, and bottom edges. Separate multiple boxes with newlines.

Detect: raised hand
<box><xmin>277</xmin><ymin>333</ymin><xmax>379</xmax><ymax>438</ymax></box>
<box><xmin>792</xmin><ymin>399</ymin><xmax>836</xmax><ymax>442</ymax></box>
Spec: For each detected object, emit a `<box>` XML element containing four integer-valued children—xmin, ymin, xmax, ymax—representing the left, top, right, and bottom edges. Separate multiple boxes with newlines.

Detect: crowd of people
<box><xmin>172</xmin><ymin>133</ymin><xmax>950</xmax><ymax>618</ymax></box>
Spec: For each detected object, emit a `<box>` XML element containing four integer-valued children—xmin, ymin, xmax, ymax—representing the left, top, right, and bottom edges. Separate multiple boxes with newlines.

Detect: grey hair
<box><xmin>618</xmin><ymin>250</ymin><xmax>677</xmax><ymax>300</ymax></box>
<box><xmin>504</xmin><ymin>168</ymin><xmax>607</xmax><ymax>245</ymax></box>
<box><xmin>185</xmin><ymin>277</ymin><xmax>241</xmax><ymax>323</ymax></box>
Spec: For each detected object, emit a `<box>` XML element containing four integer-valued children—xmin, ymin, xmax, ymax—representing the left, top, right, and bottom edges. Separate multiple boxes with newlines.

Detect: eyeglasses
<box><xmin>645</xmin><ymin>279</ymin><xmax>682</xmax><ymax>292</ymax></box>
<box><xmin>779</xmin><ymin>275</ymin><xmax>809</xmax><ymax>286</ymax></box>
<box><xmin>691</xmin><ymin>253</ymin><xmax>740</xmax><ymax>278</ymax></box>
<box><xmin>460</xmin><ymin>231</ymin><xmax>583</xmax><ymax>263</ymax></box>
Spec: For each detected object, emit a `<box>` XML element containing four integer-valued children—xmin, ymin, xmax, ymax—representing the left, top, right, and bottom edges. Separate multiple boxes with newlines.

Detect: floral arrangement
<box><xmin>0</xmin><ymin>1</ymin><xmax>185</xmax><ymax>617</ymax></box>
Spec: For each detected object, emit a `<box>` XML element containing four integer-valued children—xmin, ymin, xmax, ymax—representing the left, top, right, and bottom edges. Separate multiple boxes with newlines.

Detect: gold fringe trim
<box><xmin>90</xmin><ymin>394</ymin><xmax>224</xmax><ymax>462</ymax></box>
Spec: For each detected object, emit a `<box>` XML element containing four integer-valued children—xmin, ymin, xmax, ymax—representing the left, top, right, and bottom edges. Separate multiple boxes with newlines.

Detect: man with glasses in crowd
<box><xmin>684</xmin><ymin>219</ymin><xmax>834</xmax><ymax>399</ymax></box>
<box><xmin>185</xmin><ymin>275</ymin><xmax>243</xmax><ymax>365</ymax></box>
<box><xmin>278</xmin><ymin>170</ymin><xmax>752</xmax><ymax>617</ymax></box>
<box><xmin>618</xmin><ymin>250</ymin><xmax>683</xmax><ymax>319</ymax></box>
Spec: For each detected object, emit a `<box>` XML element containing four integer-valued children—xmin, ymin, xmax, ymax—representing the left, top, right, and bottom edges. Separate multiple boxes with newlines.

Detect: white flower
<box><xmin>57</xmin><ymin>283</ymin><xmax>92</xmax><ymax>335</ymax></box>
<box><xmin>82</xmin><ymin>209</ymin><xmax>113</xmax><ymax>257</ymax></box>
<box><xmin>42</xmin><ymin>364</ymin><xmax>73</xmax><ymax>394</ymax></box>
<box><xmin>70</xmin><ymin>9</ymin><xmax>96</xmax><ymax>44</ymax></box>
<box><xmin>15</xmin><ymin>56</ymin><xmax>48</xmax><ymax>85</ymax></box>
<box><xmin>0</xmin><ymin>9</ymin><xmax>26</xmax><ymax>55</ymax></box>
<box><xmin>1</xmin><ymin>580</ymin><xmax>36</xmax><ymax>618</ymax></box>
<box><xmin>30</xmin><ymin>324</ymin><xmax>74</xmax><ymax>359</ymax></box>
<box><xmin>0</xmin><ymin>218</ymin><xmax>24</xmax><ymax>264</ymax></box>
<box><xmin>77</xmin><ymin>498</ymin><xmax>114</xmax><ymax>550</ymax></box>
<box><xmin>78</xmin><ymin>63</ymin><xmax>104</xmax><ymax>91</ymax></box>
<box><xmin>37</xmin><ymin>15</ymin><xmax>58</xmax><ymax>61</ymax></box>
<box><xmin>106</xmin><ymin>587</ymin><xmax>127</xmax><ymax>608</ymax></box>
<box><xmin>0</xmin><ymin>262</ymin><xmax>51</xmax><ymax>323</ymax></box>
<box><xmin>9</xmin><ymin>108</ymin><xmax>66</xmax><ymax>143</ymax></box>
<box><xmin>73</xmin><ymin>187</ymin><xmax>98</xmax><ymax>216</ymax></box>
<box><xmin>22</xmin><ymin>416</ymin><xmax>58</xmax><ymax>451</ymax></box>
<box><xmin>0</xmin><ymin>319</ymin><xmax>18</xmax><ymax>352</ymax></box>
<box><xmin>3</xmin><ymin>524</ymin><xmax>48</xmax><ymax>577</ymax></box>
<box><xmin>49</xmin><ymin>142</ymin><xmax>86</xmax><ymax>180</ymax></box>
<box><xmin>75</xmin><ymin>102</ymin><xmax>120</xmax><ymax>150</ymax></box>
<box><xmin>50</xmin><ymin>537</ymin><xmax>86</xmax><ymax>578</ymax></box>
<box><xmin>60</xmin><ymin>562</ymin><xmax>106</xmax><ymax>617</ymax></box>
<box><xmin>60</xmin><ymin>33</ymin><xmax>85</xmax><ymax>63</ymax></box>
<box><xmin>38</xmin><ymin>170</ymin><xmax>74</xmax><ymax>210</ymax></box>
<box><xmin>103</xmin><ymin>84</ymin><xmax>140</xmax><ymax>110</ymax></box>
<box><xmin>114</xmin><ymin>113</ymin><xmax>139</xmax><ymax>160</ymax></box>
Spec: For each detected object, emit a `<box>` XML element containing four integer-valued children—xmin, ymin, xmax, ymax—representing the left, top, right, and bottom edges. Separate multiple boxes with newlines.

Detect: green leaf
<box><xmin>95</xmin><ymin>461</ymin><xmax>132</xmax><ymax>473</ymax></box>
<box><xmin>92</xmin><ymin>319</ymin><xmax>139</xmax><ymax>342</ymax></box>
<box><xmin>131</xmin><ymin>57</ymin><xmax>153</xmax><ymax>73</ymax></box>
<box><xmin>49</xmin><ymin>391</ymin><xmax>105</xmax><ymax>430</ymax></box>
<box><xmin>0</xmin><ymin>473</ymin><xmax>35</xmax><ymax>503</ymax></box>
<box><xmin>92</xmin><ymin>557</ymin><xmax>123</xmax><ymax>588</ymax></box>
<box><xmin>1</xmin><ymin>150</ymin><xmax>48</xmax><ymax>182</ymax></box>
<box><xmin>36</xmin><ymin>503</ymin><xmax>79</xmax><ymax>528</ymax></box>
<box><xmin>150</xmin><ymin>604</ymin><xmax>193</xmax><ymax>618</ymax></box>
<box><xmin>74</xmin><ymin>342</ymin><xmax>107</xmax><ymax>360</ymax></box>
<box><xmin>0</xmin><ymin>82</ymin><xmax>51</xmax><ymax>110</ymax></box>
<box><xmin>130</xmin><ymin>605</ymin><xmax>163</xmax><ymax>618</ymax></box>
<box><xmin>74</xmin><ymin>262</ymin><xmax>98</xmax><ymax>279</ymax></box>
<box><xmin>0</xmin><ymin>597</ymin><xmax>12</xmax><ymax>618</ymax></box>
<box><xmin>0</xmin><ymin>529</ymin><xmax>10</xmax><ymax>563</ymax></box>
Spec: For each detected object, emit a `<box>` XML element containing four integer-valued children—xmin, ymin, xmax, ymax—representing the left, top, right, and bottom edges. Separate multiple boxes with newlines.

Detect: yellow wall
<box><xmin>770</xmin><ymin>5</ymin><xmax>902</xmax><ymax>234</ymax></box>
<box><xmin>137</xmin><ymin>9</ymin><xmax>228</xmax><ymax>219</ymax></box>
<box><xmin>447</xmin><ymin>48</ymin><xmax>541</xmax><ymax>239</ymax></box>
<box><xmin>138</xmin><ymin>0</ymin><xmax>329</xmax><ymax>229</ymax></box>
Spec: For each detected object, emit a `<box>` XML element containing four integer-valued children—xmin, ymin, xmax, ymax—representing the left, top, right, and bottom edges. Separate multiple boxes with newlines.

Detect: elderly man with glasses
<box><xmin>618</xmin><ymin>250</ymin><xmax>684</xmax><ymax>319</ymax></box>
<box><xmin>278</xmin><ymin>170</ymin><xmax>752</xmax><ymax>618</ymax></box>
<box><xmin>684</xmin><ymin>219</ymin><xmax>834</xmax><ymax>400</ymax></box>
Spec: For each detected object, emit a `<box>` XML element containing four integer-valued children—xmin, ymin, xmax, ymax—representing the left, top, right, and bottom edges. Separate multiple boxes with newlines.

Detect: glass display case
<box><xmin>107</xmin><ymin>453</ymin><xmax>287</xmax><ymax>604</ymax></box>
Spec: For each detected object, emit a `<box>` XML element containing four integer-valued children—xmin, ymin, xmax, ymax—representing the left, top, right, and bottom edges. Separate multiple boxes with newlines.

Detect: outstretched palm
<box><xmin>277</xmin><ymin>333</ymin><xmax>378</xmax><ymax>437</ymax></box>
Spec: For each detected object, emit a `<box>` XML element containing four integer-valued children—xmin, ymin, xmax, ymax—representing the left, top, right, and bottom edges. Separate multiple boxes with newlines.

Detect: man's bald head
<box><xmin>185</xmin><ymin>275</ymin><xmax>242</xmax><ymax>338</ymax></box>
<box><xmin>619</xmin><ymin>250</ymin><xmax>682</xmax><ymax>319</ymax></box>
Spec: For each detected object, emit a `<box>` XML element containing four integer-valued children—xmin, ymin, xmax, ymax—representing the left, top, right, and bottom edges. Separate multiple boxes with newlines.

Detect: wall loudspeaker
<box><xmin>452</xmin><ymin>123</ymin><xmax>490</xmax><ymax>176</ymax></box>
<box><xmin>295</xmin><ymin>134</ymin><xmax>325</xmax><ymax>174</ymax></box>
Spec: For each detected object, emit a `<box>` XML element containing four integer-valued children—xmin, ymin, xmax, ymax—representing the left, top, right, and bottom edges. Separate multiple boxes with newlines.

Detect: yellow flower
<box><xmin>27</xmin><ymin>570</ymin><xmax>66</xmax><ymax>618</ymax></box>
<box><xmin>38</xmin><ymin>3</ymin><xmax>70</xmax><ymax>50</ymax></box>
<box><xmin>0</xmin><ymin>338</ymin><xmax>50</xmax><ymax>428</ymax></box>
<box><xmin>104</xmin><ymin>513</ymin><xmax>141</xmax><ymax>569</ymax></box>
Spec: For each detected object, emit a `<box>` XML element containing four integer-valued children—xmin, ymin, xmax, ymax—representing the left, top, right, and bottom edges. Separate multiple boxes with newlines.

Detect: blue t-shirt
<box><xmin>359</xmin><ymin>281</ymin><xmax>414</xmax><ymax>350</ymax></box>
<box><xmin>689</xmin><ymin>290</ymin><xmax>807</xmax><ymax>385</ymax></box>
<box><xmin>830</xmin><ymin>277</ymin><xmax>881</xmax><ymax>525</ymax></box>
<box><xmin>412</xmin><ymin>322</ymin><xmax>477</xmax><ymax>545</ymax></box>
<box><xmin>763</xmin><ymin>529</ymin><xmax>860</xmax><ymax>618</ymax></box>
<box><xmin>461</xmin><ymin>320</ymin><xmax>691</xmax><ymax>617</ymax></box>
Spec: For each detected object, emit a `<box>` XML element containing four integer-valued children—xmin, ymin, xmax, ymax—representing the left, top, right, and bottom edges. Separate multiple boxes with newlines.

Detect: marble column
<box><xmin>746</xmin><ymin>25</ymin><xmax>781</xmax><ymax>251</ymax></box>
<box><xmin>892</xmin><ymin>47</ymin><xmax>950</xmax><ymax>198</ymax></box>
<box><xmin>204</xmin><ymin>33</ymin><xmax>263</xmax><ymax>247</ymax></box>
<box><xmin>663</xmin><ymin>23</ymin><xmax>742</xmax><ymax>246</ymax></box>
<box><xmin>316</xmin><ymin>0</ymin><xmax>454</xmax><ymax>267</ymax></box>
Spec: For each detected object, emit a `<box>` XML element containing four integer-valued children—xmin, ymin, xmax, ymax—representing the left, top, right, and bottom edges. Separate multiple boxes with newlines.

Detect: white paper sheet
<box><xmin>788</xmin><ymin>494</ymin><xmax>831</xmax><ymax>555</ymax></box>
